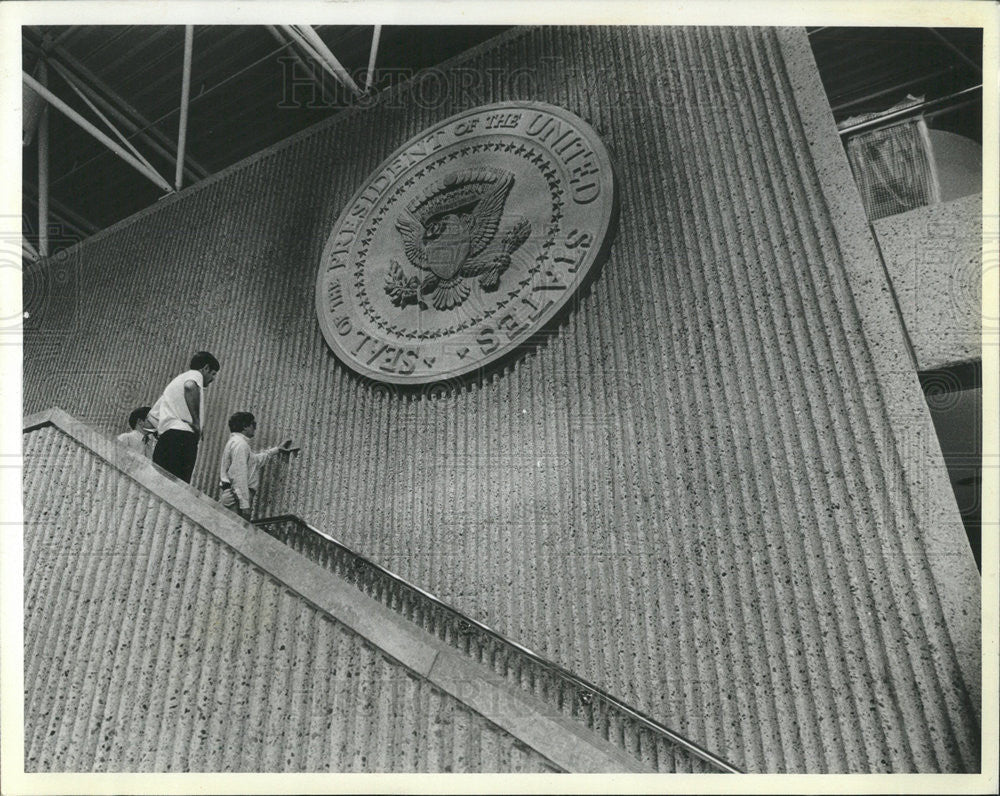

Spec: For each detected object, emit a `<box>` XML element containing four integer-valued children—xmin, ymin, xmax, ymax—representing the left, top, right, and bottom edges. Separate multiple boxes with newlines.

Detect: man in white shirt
<box><xmin>219</xmin><ymin>411</ymin><xmax>298</xmax><ymax>520</ymax></box>
<box><xmin>150</xmin><ymin>351</ymin><xmax>220</xmax><ymax>483</ymax></box>
<box><xmin>116</xmin><ymin>405</ymin><xmax>156</xmax><ymax>459</ymax></box>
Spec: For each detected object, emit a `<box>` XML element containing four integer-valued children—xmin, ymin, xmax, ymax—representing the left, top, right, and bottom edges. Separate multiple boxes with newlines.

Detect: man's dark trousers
<box><xmin>152</xmin><ymin>429</ymin><xmax>199</xmax><ymax>483</ymax></box>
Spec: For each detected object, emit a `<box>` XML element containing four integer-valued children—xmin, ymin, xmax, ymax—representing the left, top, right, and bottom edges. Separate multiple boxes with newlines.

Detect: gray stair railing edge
<box><xmin>24</xmin><ymin>410</ymin><xmax>657</xmax><ymax>773</ymax></box>
<box><xmin>252</xmin><ymin>513</ymin><xmax>743</xmax><ymax>774</ymax></box>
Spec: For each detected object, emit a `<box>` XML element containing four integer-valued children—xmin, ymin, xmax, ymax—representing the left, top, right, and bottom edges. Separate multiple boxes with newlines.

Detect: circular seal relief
<box><xmin>316</xmin><ymin>101</ymin><xmax>615</xmax><ymax>385</ymax></box>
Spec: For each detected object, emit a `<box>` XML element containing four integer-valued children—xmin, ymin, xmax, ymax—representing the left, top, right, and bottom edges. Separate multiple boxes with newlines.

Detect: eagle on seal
<box><xmin>385</xmin><ymin>168</ymin><xmax>531</xmax><ymax>310</ymax></box>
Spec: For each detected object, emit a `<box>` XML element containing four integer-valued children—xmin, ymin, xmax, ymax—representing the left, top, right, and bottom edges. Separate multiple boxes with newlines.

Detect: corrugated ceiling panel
<box><xmin>22</xmin><ymin>425</ymin><xmax>560</xmax><ymax>773</ymax></box>
<box><xmin>23</xmin><ymin>26</ymin><xmax>980</xmax><ymax>772</ymax></box>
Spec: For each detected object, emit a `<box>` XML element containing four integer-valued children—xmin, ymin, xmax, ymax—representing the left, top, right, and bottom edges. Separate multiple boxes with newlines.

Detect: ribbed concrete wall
<box><xmin>873</xmin><ymin>194</ymin><xmax>982</xmax><ymax>370</ymax></box>
<box><xmin>23</xmin><ymin>425</ymin><xmax>560</xmax><ymax>773</ymax></box>
<box><xmin>23</xmin><ymin>27</ymin><xmax>980</xmax><ymax>772</ymax></box>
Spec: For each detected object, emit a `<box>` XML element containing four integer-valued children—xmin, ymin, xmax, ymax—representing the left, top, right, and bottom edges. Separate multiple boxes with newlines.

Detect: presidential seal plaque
<box><xmin>316</xmin><ymin>101</ymin><xmax>615</xmax><ymax>385</ymax></box>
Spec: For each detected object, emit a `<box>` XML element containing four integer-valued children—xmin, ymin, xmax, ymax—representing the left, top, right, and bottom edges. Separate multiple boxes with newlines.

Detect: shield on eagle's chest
<box><xmin>316</xmin><ymin>101</ymin><xmax>616</xmax><ymax>385</ymax></box>
<box><xmin>424</xmin><ymin>215</ymin><xmax>472</xmax><ymax>280</ymax></box>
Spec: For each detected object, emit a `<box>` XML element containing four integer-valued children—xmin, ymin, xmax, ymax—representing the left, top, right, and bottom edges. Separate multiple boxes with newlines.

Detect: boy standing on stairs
<box><xmin>219</xmin><ymin>411</ymin><xmax>298</xmax><ymax>520</ymax></box>
<box><xmin>150</xmin><ymin>350</ymin><xmax>220</xmax><ymax>482</ymax></box>
<box><xmin>116</xmin><ymin>405</ymin><xmax>157</xmax><ymax>459</ymax></box>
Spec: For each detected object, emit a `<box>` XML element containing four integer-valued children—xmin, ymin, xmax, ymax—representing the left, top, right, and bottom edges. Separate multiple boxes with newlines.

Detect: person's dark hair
<box><xmin>228</xmin><ymin>411</ymin><xmax>256</xmax><ymax>433</ymax></box>
<box><xmin>127</xmin><ymin>406</ymin><xmax>151</xmax><ymax>430</ymax></box>
<box><xmin>190</xmin><ymin>351</ymin><xmax>220</xmax><ymax>371</ymax></box>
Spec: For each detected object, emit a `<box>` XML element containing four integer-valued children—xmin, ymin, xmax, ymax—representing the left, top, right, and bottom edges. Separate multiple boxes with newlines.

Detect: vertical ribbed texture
<box><xmin>259</xmin><ymin>517</ymin><xmax>720</xmax><ymax>773</ymax></box>
<box><xmin>22</xmin><ymin>426</ymin><xmax>560</xmax><ymax>773</ymax></box>
<box><xmin>23</xmin><ymin>27</ymin><xmax>979</xmax><ymax>772</ymax></box>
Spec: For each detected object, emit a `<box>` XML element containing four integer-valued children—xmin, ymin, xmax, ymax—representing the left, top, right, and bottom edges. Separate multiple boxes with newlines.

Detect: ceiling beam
<box><xmin>46</xmin><ymin>53</ymin><xmax>205</xmax><ymax>185</ymax></box>
<box><xmin>266</xmin><ymin>25</ymin><xmax>327</xmax><ymax>97</ymax></box>
<box><xmin>365</xmin><ymin>25</ymin><xmax>381</xmax><ymax>92</ymax></box>
<box><xmin>28</xmin><ymin>31</ymin><xmax>210</xmax><ymax>180</ymax></box>
<box><xmin>22</xmin><ymin>60</ymin><xmax>46</xmax><ymax>145</ymax></box>
<box><xmin>297</xmin><ymin>25</ymin><xmax>363</xmax><ymax>95</ymax></box>
<box><xmin>829</xmin><ymin>65</ymin><xmax>959</xmax><ymax>114</ymax></box>
<box><xmin>48</xmin><ymin>58</ymin><xmax>170</xmax><ymax>187</ymax></box>
<box><xmin>53</xmin><ymin>26</ymin><xmax>79</xmax><ymax>46</ymax></box>
<box><xmin>837</xmin><ymin>83</ymin><xmax>983</xmax><ymax>136</ymax></box>
<box><xmin>37</xmin><ymin>60</ymin><xmax>49</xmax><ymax>257</ymax></box>
<box><xmin>281</xmin><ymin>25</ymin><xmax>362</xmax><ymax>97</ymax></box>
<box><xmin>45</xmin><ymin>31</ymin><xmax>338</xmax><ymax>192</ymax></box>
<box><xmin>175</xmin><ymin>25</ymin><xmax>194</xmax><ymax>190</ymax></box>
<box><xmin>22</xmin><ymin>198</ymin><xmax>92</xmax><ymax>243</ymax></box>
<box><xmin>89</xmin><ymin>26</ymin><xmax>178</xmax><ymax>88</ymax></box>
<box><xmin>23</xmin><ymin>180</ymin><xmax>100</xmax><ymax>237</ymax></box>
<box><xmin>23</xmin><ymin>238</ymin><xmax>40</xmax><ymax>263</ymax></box>
<box><xmin>24</xmin><ymin>71</ymin><xmax>175</xmax><ymax>194</ymax></box>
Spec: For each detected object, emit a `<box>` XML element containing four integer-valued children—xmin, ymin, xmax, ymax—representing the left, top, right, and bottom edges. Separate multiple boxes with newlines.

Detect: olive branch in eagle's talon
<box><xmin>384</xmin><ymin>260</ymin><xmax>424</xmax><ymax>307</ymax></box>
<box><xmin>477</xmin><ymin>218</ymin><xmax>532</xmax><ymax>291</ymax></box>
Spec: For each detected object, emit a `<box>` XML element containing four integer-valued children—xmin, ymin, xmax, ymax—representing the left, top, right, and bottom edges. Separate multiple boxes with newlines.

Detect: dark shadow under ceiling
<box><xmin>22</xmin><ymin>24</ymin><xmax>511</xmax><ymax>252</ymax></box>
<box><xmin>22</xmin><ymin>25</ymin><xmax>983</xmax><ymax>258</ymax></box>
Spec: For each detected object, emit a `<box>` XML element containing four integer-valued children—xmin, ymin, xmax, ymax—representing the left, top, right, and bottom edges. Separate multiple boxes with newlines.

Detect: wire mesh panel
<box><xmin>845</xmin><ymin>117</ymin><xmax>942</xmax><ymax>220</ymax></box>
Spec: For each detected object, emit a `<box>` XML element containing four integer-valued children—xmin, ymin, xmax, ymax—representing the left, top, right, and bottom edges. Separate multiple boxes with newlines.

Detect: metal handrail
<box><xmin>253</xmin><ymin>513</ymin><xmax>743</xmax><ymax>774</ymax></box>
<box><xmin>837</xmin><ymin>84</ymin><xmax>982</xmax><ymax>137</ymax></box>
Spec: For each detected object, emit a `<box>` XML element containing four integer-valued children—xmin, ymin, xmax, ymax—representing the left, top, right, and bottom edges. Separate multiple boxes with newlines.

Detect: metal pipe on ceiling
<box><xmin>829</xmin><ymin>65</ymin><xmax>959</xmax><ymax>114</ymax></box>
<box><xmin>47</xmin><ymin>56</ymin><xmax>202</xmax><ymax>184</ymax></box>
<box><xmin>47</xmin><ymin>35</ymin><xmax>317</xmax><ymax>191</ymax></box>
<box><xmin>49</xmin><ymin>59</ymin><xmax>167</xmax><ymax>185</ymax></box>
<box><xmin>837</xmin><ymin>83</ymin><xmax>982</xmax><ymax>136</ymax></box>
<box><xmin>175</xmin><ymin>25</ymin><xmax>194</xmax><ymax>190</ymax></box>
<box><xmin>27</xmin><ymin>34</ymin><xmax>210</xmax><ymax>180</ymax></box>
<box><xmin>295</xmin><ymin>25</ymin><xmax>362</xmax><ymax>95</ymax></box>
<box><xmin>282</xmin><ymin>25</ymin><xmax>361</xmax><ymax>96</ymax></box>
<box><xmin>279</xmin><ymin>25</ymin><xmax>343</xmax><ymax>92</ymax></box>
<box><xmin>365</xmin><ymin>25</ymin><xmax>382</xmax><ymax>92</ymax></box>
<box><xmin>22</xmin><ymin>189</ymin><xmax>98</xmax><ymax>241</ymax></box>
<box><xmin>23</xmin><ymin>238</ymin><xmax>40</xmax><ymax>263</ymax></box>
<box><xmin>266</xmin><ymin>25</ymin><xmax>327</xmax><ymax>97</ymax></box>
<box><xmin>93</xmin><ymin>25</ymin><xmax>178</xmax><ymax>84</ymax></box>
<box><xmin>53</xmin><ymin>26</ymin><xmax>79</xmax><ymax>46</ymax></box>
<box><xmin>25</xmin><ymin>211</ymin><xmax>88</xmax><ymax>245</ymax></box>
<box><xmin>37</xmin><ymin>60</ymin><xmax>49</xmax><ymax>258</ymax></box>
<box><xmin>22</xmin><ymin>60</ymin><xmax>46</xmax><ymax>146</ymax></box>
<box><xmin>23</xmin><ymin>72</ymin><xmax>175</xmax><ymax>194</ymax></box>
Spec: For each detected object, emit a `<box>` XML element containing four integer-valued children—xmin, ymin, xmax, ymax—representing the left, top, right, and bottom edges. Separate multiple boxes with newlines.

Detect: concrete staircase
<box><xmin>22</xmin><ymin>408</ymin><xmax>737</xmax><ymax>773</ymax></box>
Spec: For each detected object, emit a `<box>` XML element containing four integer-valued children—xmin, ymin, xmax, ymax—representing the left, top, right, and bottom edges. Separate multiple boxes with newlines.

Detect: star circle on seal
<box><xmin>315</xmin><ymin>101</ymin><xmax>615</xmax><ymax>385</ymax></box>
